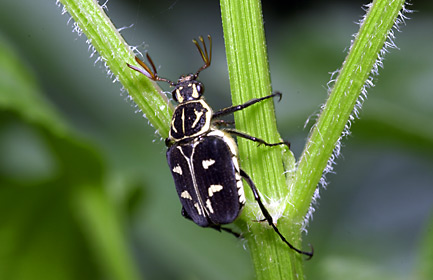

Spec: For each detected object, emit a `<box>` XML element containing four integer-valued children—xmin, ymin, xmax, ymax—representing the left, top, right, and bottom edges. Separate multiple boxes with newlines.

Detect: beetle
<box><xmin>127</xmin><ymin>35</ymin><xmax>312</xmax><ymax>258</ymax></box>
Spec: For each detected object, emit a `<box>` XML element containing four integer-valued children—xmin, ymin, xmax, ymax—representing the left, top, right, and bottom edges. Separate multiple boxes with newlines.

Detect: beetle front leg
<box><xmin>212</xmin><ymin>92</ymin><xmax>282</xmax><ymax>119</ymax></box>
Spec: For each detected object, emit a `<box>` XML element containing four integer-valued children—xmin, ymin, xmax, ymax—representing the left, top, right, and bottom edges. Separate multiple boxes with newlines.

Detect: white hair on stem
<box><xmin>300</xmin><ymin>2</ymin><xmax>412</xmax><ymax>232</ymax></box>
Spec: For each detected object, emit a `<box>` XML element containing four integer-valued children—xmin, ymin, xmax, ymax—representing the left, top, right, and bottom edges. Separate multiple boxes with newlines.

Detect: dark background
<box><xmin>1</xmin><ymin>0</ymin><xmax>432</xmax><ymax>279</ymax></box>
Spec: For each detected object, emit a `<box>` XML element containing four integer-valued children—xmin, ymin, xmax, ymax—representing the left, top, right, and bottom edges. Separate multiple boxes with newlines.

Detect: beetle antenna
<box><xmin>192</xmin><ymin>35</ymin><xmax>212</xmax><ymax>78</ymax></box>
<box><xmin>127</xmin><ymin>54</ymin><xmax>175</xmax><ymax>86</ymax></box>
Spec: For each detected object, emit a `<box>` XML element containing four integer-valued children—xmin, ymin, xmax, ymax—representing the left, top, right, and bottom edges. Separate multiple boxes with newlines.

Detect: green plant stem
<box><xmin>221</xmin><ymin>0</ymin><xmax>406</xmax><ymax>279</ymax></box>
<box><xmin>220</xmin><ymin>1</ymin><xmax>303</xmax><ymax>279</ymax></box>
<box><xmin>57</xmin><ymin>0</ymin><xmax>174</xmax><ymax>279</ymax></box>
<box><xmin>58</xmin><ymin>0</ymin><xmax>407</xmax><ymax>279</ymax></box>
<box><xmin>59</xmin><ymin>0</ymin><xmax>172</xmax><ymax>138</ymax></box>
<box><xmin>290</xmin><ymin>0</ymin><xmax>406</xmax><ymax>219</ymax></box>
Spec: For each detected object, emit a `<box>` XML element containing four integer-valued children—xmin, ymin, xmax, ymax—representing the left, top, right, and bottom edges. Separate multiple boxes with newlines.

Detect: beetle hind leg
<box><xmin>240</xmin><ymin>169</ymin><xmax>313</xmax><ymax>259</ymax></box>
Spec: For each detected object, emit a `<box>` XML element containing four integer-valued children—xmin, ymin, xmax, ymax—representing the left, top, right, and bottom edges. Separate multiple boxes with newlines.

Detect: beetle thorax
<box><xmin>168</xmin><ymin>99</ymin><xmax>213</xmax><ymax>142</ymax></box>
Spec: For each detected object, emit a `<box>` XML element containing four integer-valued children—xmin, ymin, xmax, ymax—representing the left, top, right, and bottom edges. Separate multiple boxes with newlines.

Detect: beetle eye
<box><xmin>196</xmin><ymin>84</ymin><xmax>204</xmax><ymax>94</ymax></box>
<box><xmin>172</xmin><ymin>88</ymin><xmax>183</xmax><ymax>103</ymax></box>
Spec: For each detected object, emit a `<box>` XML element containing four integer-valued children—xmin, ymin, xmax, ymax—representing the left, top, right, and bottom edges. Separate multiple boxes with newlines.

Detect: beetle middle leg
<box><xmin>224</xmin><ymin>128</ymin><xmax>290</xmax><ymax>149</ymax></box>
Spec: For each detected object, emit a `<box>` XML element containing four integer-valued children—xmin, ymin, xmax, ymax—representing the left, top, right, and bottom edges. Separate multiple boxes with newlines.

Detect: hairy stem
<box><xmin>291</xmin><ymin>0</ymin><xmax>407</xmax><ymax>223</ymax></box>
<box><xmin>220</xmin><ymin>0</ymin><xmax>304</xmax><ymax>279</ymax></box>
<box><xmin>58</xmin><ymin>0</ymin><xmax>408</xmax><ymax>279</ymax></box>
<box><xmin>58</xmin><ymin>0</ymin><xmax>172</xmax><ymax>138</ymax></box>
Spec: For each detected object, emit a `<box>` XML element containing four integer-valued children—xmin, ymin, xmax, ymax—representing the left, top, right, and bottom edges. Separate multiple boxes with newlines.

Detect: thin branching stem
<box><xmin>58</xmin><ymin>0</ymin><xmax>408</xmax><ymax>279</ymax></box>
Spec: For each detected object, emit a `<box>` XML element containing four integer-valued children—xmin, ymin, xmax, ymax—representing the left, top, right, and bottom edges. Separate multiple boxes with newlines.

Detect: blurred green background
<box><xmin>1</xmin><ymin>0</ymin><xmax>433</xmax><ymax>279</ymax></box>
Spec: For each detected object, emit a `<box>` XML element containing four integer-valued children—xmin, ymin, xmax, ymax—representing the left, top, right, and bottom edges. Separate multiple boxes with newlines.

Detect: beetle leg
<box><xmin>183</xmin><ymin>207</ymin><xmax>242</xmax><ymax>238</ymax></box>
<box><xmin>210</xmin><ymin>225</ymin><xmax>242</xmax><ymax>238</ymax></box>
<box><xmin>223</xmin><ymin>128</ymin><xmax>290</xmax><ymax>149</ymax></box>
<box><xmin>240</xmin><ymin>169</ymin><xmax>313</xmax><ymax>259</ymax></box>
<box><xmin>212</xmin><ymin>92</ymin><xmax>282</xmax><ymax>119</ymax></box>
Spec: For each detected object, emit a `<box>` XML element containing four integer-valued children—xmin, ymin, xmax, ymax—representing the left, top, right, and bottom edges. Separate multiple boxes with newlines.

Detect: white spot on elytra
<box><xmin>232</xmin><ymin>157</ymin><xmax>239</xmax><ymax>170</ymax></box>
<box><xmin>237</xmin><ymin>182</ymin><xmax>245</xmax><ymax>204</ymax></box>
<box><xmin>172</xmin><ymin>165</ymin><xmax>182</xmax><ymax>175</ymax></box>
<box><xmin>194</xmin><ymin>203</ymin><xmax>202</xmax><ymax>216</ymax></box>
<box><xmin>180</xmin><ymin>191</ymin><xmax>192</xmax><ymax>200</ymax></box>
<box><xmin>202</xmin><ymin>159</ymin><xmax>215</xmax><ymax>169</ymax></box>
<box><xmin>206</xmin><ymin>199</ymin><xmax>214</xmax><ymax>214</ymax></box>
<box><xmin>208</xmin><ymin>184</ymin><xmax>223</xmax><ymax>197</ymax></box>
